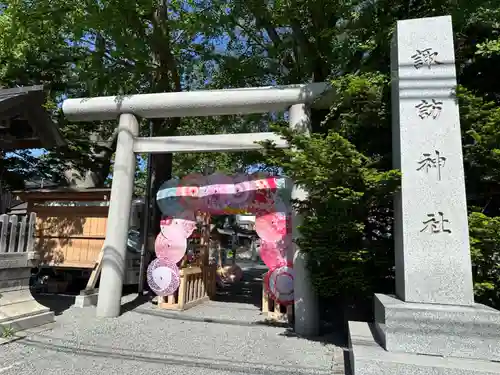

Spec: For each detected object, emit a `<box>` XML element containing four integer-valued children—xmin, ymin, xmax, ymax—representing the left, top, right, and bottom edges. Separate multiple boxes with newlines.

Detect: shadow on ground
<box><xmin>32</xmin><ymin>293</ymin><xmax>74</xmax><ymax>316</ymax></box>
<box><xmin>214</xmin><ymin>263</ymin><xmax>264</xmax><ymax>309</ymax></box>
<box><xmin>277</xmin><ymin>327</ymin><xmax>351</xmax><ymax>374</ymax></box>
<box><xmin>134</xmin><ymin>306</ymin><xmax>284</xmax><ymax>328</ymax></box>
<box><xmin>31</xmin><ymin>282</ymin><xmax>148</xmax><ymax>316</ymax></box>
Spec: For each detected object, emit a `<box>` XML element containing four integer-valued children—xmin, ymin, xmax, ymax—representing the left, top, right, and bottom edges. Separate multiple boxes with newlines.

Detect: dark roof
<box><xmin>7</xmin><ymin>201</ymin><xmax>27</xmax><ymax>214</ymax></box>
<box><xmin>0</xmin><ymin>85</ymin><xmax>65</xmax><ymax>150</ymax></box>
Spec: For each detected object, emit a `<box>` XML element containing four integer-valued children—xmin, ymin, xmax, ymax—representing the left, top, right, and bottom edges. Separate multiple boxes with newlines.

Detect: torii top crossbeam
<box><xmin>62</xmin><ymin>83</ymin><xmax>331</xmax><ymax>121</ymax></box>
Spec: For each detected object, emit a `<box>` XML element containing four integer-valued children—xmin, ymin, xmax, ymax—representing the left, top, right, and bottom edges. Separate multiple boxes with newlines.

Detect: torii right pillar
<box><xmin>348</xmin><ymin>16</ymin><xmax>500</xmax><ymax>375</ymax></box>
<box><xmin>288</xmin><ymin>103</ymin><xmax>319</xmax><ymax>337</ymax></box>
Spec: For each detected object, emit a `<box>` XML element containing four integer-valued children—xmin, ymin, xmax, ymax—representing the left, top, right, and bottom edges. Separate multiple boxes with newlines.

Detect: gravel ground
<box><xmin>0</xmin><ymin>265</ymin><xmax>343</xmax><ymax>375</ymax></box>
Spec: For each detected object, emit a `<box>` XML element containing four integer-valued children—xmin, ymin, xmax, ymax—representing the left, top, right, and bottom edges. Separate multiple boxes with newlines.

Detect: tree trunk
<box><xmin>151</xmin><ymin>151</ymin><xmax>172</xmax><ymax>235</ymax></box>
<box><xmin>147</xmin><ymin>1</ymin><xmax>182</xmax><ymax>235</ymax></box>
<box><xmin>63</xmin><ymin>130</ymin><xmax>117</xmax><ymax>188</ymax></box>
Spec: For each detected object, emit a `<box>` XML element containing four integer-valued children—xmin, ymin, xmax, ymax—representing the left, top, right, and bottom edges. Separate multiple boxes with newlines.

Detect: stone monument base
<box><xmin>349</xmin><ymin>321</ymin><xmax>500</xmax><ymax>375</ymax></box>
<box><xmin>0</xmin><ymin>289</ymin><xmax>54</xmax><ymax>333</ymax></box>
<box><xmin>374</xmin><ymin>294</ymin><xmax>500</xmax><ymax>361</ymax></box>
<box><xmin>348</xmin><ymin>293</ymin><xmax>500</xmax><ymax>375</ymax></box>
<box><xmin>0</xmin><ymin>262</ymin><xmax>55</xmax><ymax>334</ymax></box>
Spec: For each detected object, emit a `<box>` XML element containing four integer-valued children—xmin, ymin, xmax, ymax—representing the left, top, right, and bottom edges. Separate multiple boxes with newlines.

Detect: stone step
<box><xmin>348</xmin><ymin>321</ymin><xmax>500</xmax><ymax>375</ymax></box>
<box><xmin>1</xmin><ymin>310</ymin><xmax>55</xmax><ymax>333</ymax></box>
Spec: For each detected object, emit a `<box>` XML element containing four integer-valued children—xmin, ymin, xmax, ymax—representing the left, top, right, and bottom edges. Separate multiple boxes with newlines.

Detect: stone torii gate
<box><xmin>62</xmin><ymin>83</ymin><xmax>332</xmax><ymax>336</ymax></box>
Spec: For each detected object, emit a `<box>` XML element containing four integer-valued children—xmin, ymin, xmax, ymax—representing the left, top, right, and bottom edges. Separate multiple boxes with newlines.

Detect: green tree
<box><xmin>0</xmin><ymin>150</ymin><xmax>45</xmax><ymax>190</ymax></box>
<box><xmin>264</xmin><ymin>73</ymin><xmax>400</xmax><ymax>302</ymax></box>
<box><xmin>200</xmin><ymin>0</ymin><xmax>500</xmax><ymax>307</ymax></box>
<box><xmin>469</xmin><ymin>212</ymin><xmax>500</xmax><ymax>306</ymax></box>
<box><xmin>259</xmin><ymin>1</ymin><xmax>500</xmax><ymax>308</ymax></box>
<box><xmin>0</xmin><ymin>0</ymin><xmax>260</xmax><ymax>227</ymax></box>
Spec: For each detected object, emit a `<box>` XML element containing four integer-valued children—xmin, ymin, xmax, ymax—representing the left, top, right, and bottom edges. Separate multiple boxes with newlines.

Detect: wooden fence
<box><xmin>158</xmin><ymin>265</ymin><xmax>217</xmax><ymax>311</ymax></box>
<box><xmin>33</xmin><ymin>206</ymin><xmax>108</xmax><ymax>268</ymax></box>
<box><xmin>0</xmin><ymin>213</ymin><xmax>36</xmax><ymax>253</ymax></box>
<box><xmin>262</xmin><ymin>270</ymin><xmax>293</xmax><ymax>322</ymax></box>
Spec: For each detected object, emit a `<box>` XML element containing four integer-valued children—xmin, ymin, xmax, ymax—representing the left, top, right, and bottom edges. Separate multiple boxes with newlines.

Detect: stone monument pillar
<box><xmin>348</xmin><ymin>15</ymin><xmax>500</xmax><ymax>374</ymax></box>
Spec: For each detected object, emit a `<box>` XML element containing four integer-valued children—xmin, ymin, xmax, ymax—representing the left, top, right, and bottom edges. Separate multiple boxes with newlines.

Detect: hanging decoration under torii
<box><xmin>146</xmin><ymin>172</ymin><xmax>295</xmax><ymax>305</ymax></box>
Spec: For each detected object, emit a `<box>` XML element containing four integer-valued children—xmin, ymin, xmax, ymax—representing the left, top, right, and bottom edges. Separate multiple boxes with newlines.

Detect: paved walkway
<box><xmin>0</xmin><ymin>264</ymin><xmax>345</xmax><ymax>375</ymax></box>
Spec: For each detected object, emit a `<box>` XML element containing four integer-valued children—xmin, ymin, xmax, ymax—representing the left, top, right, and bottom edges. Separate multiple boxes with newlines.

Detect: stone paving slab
<box><xmin>140</xmin><ymin>300</ymin><xmax>266</xmax><ymax>324</ymax></box>
<box><xmin>0</xmin><ymin>296</ymin><xmax>339</xmax><ymax>375</ymax></box>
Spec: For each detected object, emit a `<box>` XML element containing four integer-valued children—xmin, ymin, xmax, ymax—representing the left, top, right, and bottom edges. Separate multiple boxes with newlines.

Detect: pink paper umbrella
<box><xmin>177</xmin><ymin>173</ymin><xmax>205</xmax><ymax>210</ymax></box>
<box><xmin>155</xmin><ymin>230</ymin><xmax>187</xmax><ymax>264</ymax></box>
<box><xmin>147</xmin><ymin>258</ymin><xmax>180</xmax><ymax>296</ymax></box>
<box><xmin>229</xmin><ymin>174</ymin><xmax>254</xmax><ymax>208</ymax></box>
<box><xmin>201</xmin><ymin>173</ymin><xmax>234</xmax><ymax>213</ymax></box>
<box><xmin>259</xmin><ymin>240</ymin><xmax>286</xmax><ymax>269</ymax></box>
<box><xmin>160</xmin><ymin>211</ymin><xmax>197</xmax><ymax>238</ymax></box>
<box><xmin>250</xmin><ymin>172</ymin><xmax>278</xmax><ymax>191</ymax></box>
<box><xmin>267</xmin><ymin>264</ymin><xmax>294</xmax><ymax>305</ymax></box>
<box><xmin>255</xmin><ymin>211</ymin><xmax>288</xmax><ymax>242</ymax></box>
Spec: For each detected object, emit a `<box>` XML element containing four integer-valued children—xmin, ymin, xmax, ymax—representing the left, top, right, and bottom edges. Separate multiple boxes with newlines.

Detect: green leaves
<box><xmin>0</xmin><ymin>150</ymin><xmax>46</xmax><ymax>190</ymax></box>
<box><xmin>0</xmin><ymin>0</ymin><xmax>258</xmax><ymax>185</ymax></box>
<box><xmin>469</xmin><ymin>212</ymin><xmax>500</xmax><ymax>306</ymax></box>
<box><xmin>261</xmin><ymin>73</ymin><xmax>399</xmax><ymax>299</ymax></box>
<box><xmin>457</xmin><ymin>86</ymin><xmax>500</xmax><ymax>217</ymax></box>
<box><xmin>476</xmin><ymin>38</ymin><xmax>500</xmax><ymax>57</ymax></box>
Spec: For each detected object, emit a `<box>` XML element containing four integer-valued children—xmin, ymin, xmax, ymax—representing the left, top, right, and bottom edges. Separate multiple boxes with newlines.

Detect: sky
<box><xmin>29</xmin><ymin>149</ymin><xmax>45</xmax><ymax>158</ymax></box>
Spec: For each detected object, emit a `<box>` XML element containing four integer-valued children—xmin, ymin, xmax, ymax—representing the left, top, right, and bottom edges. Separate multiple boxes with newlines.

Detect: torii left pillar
<box><xmin>96</xmin><ymin>113</ymin><xmax>138</xmax><ymax>317</ymax></box>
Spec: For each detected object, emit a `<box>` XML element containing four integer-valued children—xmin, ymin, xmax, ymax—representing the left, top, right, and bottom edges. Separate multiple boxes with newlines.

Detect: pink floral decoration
<box><xmin>251</xmin><ymin>172</ymin><xmax>277</xmax><ymax>190</ymax></box>
<box><xmin>177</xmin><ymin>173</ymin><xmax>205</xmax><ymax>210</ymax></box>
<box><xmin>255</xmin><ymin>211</ymin><xmax>289</xmax><ymax>242</ymax></box>
<box><xmin>259</xmin><ymin>240</ymin><xmax>287</xmax><ymax>269</ymax></box>
<box><xmin>160</xmin><ymin>211</ymin><xmax>197</xmax><ymax>238</ymax></box>
<box><xmin>154</xmin><ymin>230</ymin><xmax>187</xmax><ymax>264</ymax></box>
<box><xmin>228</xmin><ymin>173</ymin><xmax>255</xmax><ymax>207</ymax></box>
<box><xmin>201</xmin><ymin>173</ymin><xmax>234</xmax><ymax>213</ymax></box>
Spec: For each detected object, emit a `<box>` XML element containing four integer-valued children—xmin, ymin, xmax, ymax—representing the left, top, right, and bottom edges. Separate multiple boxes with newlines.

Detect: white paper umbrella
<box><xmin>147</xmin><ymin>258</ymin><xmax>181</xmax><ymax>296</ymax></box>
<box><xmin>266</xmin><ymin>264</ymin><xmax>294</xmax><ymax>305</ymax></box>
